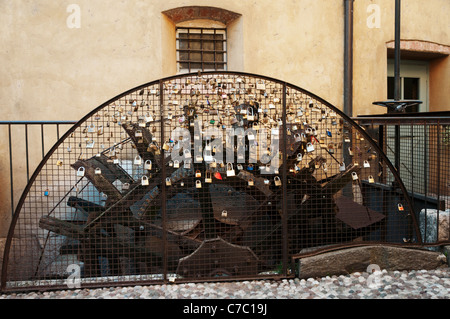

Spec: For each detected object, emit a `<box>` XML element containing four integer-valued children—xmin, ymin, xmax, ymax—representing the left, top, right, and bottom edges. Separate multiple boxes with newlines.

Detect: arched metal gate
<box><xmin>1</xmin><ymin>72</ymin><xmax>421</xmax><ymax>292</ymax></box>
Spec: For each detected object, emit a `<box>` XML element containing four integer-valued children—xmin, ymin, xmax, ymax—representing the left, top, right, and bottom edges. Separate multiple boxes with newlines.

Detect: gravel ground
<box><xmin>1</xmin><ymin>267</ymin><xmax>449</xmax><ymax>299</ymax></box>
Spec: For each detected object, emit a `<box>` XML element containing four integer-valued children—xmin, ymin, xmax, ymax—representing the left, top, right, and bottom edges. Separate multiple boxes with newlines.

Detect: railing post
<box><xmin>281</xmin><ymin>82</ymin><xmax>288</xmax><ymax>276</ymax></box>
<box><xmin>8</xmin><ymin>124</ymin><xmax>14</xmax><ymax>216</ymax></box>
<box><xmin>159</xmin><ymin>79</ymin><xmax>168</xmax><ymax>283</ymax></box>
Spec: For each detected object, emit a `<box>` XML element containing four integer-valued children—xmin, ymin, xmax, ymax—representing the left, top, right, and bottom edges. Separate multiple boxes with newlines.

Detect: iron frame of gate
<box><xmin>1</xmin><ymin>71</ymin><xmax>431</xmax><ymax>293</ymax></box>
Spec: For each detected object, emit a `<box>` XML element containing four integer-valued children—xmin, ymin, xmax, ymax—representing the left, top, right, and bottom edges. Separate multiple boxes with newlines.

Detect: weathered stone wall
<box><xmin>297</xmin><ymin>245</ymin><xmax>448</xmax><ymax>279</ymax></box>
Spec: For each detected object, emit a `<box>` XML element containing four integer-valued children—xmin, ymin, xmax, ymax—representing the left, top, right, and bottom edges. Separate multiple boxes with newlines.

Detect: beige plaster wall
<box><xmin>1</xmin><ymin>0</ymin><xmax>448</xmax><ymax>120</ymax></box>
<box><xmin>0</xmin><ymin>0</ymin><xmax>345</xmax><ymax>120</ymax></box>
<box><xmin>353</xmin><ymin>0</ymin><xmax>450</xmax><ymax>116</ymax></box>
<box><xmin>0</xmin><ymin>0</ymin><xmax>449</xmax><ymax>237</ymax></box>
<box><xmin>430</xmin><ymin>56</ymin><xmax>450</xmax><ymax>111</ymax></box>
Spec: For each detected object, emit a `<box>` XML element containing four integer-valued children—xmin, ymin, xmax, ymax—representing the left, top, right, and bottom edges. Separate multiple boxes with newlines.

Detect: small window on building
<box><xmin>176</xmin><ymin>27</ymin><xmax>227</xmax><ymax>73</ymax></box>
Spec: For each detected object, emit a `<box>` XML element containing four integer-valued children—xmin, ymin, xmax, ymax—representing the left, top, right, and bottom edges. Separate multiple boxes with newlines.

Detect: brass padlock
<box><xmin>274</xmin><ymin>176</ymin><xmax>282</xmax><ymax>186</ymax></box>
<box><xmin>348</xmin><ymin>147</ymin><xmax>354</xmax><ymax>156</ymax></box>
<box><xmin>247</xmin><ymin>107</ymin><xmax>255</xmax><ymax>121</ymax></box>
<box><xmin>205</xmin><ymin>171</ymin><xmax>212</xmax><ymax>183</ymax></box>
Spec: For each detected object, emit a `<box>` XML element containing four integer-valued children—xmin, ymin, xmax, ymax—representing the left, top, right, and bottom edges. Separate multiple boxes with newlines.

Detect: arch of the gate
<box><xmin>1</xmin><ymin>71</ymin><xmax>421</xmax><ymax>292</ymax></box>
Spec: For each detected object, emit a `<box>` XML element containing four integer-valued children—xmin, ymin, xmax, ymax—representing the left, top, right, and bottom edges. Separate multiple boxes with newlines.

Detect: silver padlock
<box><xmin>77</xmin><ymin>167</ymin><xmax>85</xmax><ymax>177</ymax></box>
<box><xmin>204</xmin><ymin>149</ymin><xmax>213</xmax><ymax>162</ymax></box>
<box><xmin>134</xmin><ymin>155</ymin><xmax>142</xmax><ymax>166</ymax></box>
<box><xmin>144</xmin><ymin>160</ymin><xmax>152</xmax><ymax>170</ymax></box>
<box><xmin>141</xmin><ymin>176</ymin><xmax>149</xmax><ymax>186</ymax></box>
<box><xmin>226</xmin><ymin>163</ymin><xmax>235</xmax><ymax>177</ymax></box>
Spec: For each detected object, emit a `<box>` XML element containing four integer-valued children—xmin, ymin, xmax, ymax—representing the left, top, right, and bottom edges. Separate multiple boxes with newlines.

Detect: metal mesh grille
<box><xmin>357</xmin><ymin>116</ymin><xmax>450</xmax><ymax>246</ymax></box>
<box><xmin>2</xmin><ymin>72</ymin><xmax>422</xmax><ymax>292</ymax></box>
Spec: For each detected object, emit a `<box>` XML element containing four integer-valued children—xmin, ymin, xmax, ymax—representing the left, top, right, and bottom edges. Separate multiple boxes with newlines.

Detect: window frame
<box><xmin>387</xmin><ymin>60</ymin><xmax>429</xmax><ymax>112</ymax></box>
<box><xmin>176</xmin><ymin>26</ymin><xmax>227</xmax><ymax>73</ymax></box>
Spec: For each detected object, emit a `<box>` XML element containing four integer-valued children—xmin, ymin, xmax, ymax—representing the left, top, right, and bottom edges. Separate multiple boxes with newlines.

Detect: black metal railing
<box><xmin>0</xmin><ymin>121</ymin><xmax>77</xmax><ymax>217</ymax></box>
<box><xmin>355</xmin><ymin>112</ymin><xmax>450</xmax><ymax>245</ymax></box>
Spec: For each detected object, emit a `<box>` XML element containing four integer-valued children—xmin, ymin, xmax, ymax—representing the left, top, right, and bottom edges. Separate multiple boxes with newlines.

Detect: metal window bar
<box><xmin>176</xmin><ymin>27</ymin><xmax>227</xmax><ymax>73</ymax></box>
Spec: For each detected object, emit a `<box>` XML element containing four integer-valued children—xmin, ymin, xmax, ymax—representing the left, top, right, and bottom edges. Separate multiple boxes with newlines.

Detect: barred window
<box><xmin>176</xmin><ymin>27</ymin><xmax>227</xmax><ymax>73</ymax></box>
